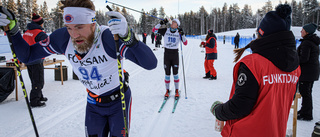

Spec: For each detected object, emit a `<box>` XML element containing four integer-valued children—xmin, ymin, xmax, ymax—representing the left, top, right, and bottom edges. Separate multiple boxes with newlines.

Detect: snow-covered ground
<box><xmin>0</xmin><ymin>27</ymin><xmax>319</xmax><ymax>137</ymax></box>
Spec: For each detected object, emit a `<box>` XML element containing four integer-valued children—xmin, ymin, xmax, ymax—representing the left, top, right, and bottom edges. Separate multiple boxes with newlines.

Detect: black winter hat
<box><xmin>303</xmin><ymin>23</ymin><xmax>317</xmax><ymax>34</ymax></box>
<box><xmin>257</xmin><ymin>4</ymin><xmax>292</xmax><ymax>37</ymax></box>
<box><xmin>32</xmin><ymin>13</ymin><xmax>44</xmax><ymax>25</ymax></box>
<box><xmin>208</xmin><ymin>29</ymin><xmax>213</xmax><ymax>35</ymax></box>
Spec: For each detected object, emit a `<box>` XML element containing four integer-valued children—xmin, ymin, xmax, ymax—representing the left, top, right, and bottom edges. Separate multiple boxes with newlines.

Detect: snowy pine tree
<box><xmin>40</xmin><ymin>1</ymin><xmax>51</xmax><ymax>33</ymax></box>
<box><xmin>2</xmin><ymin>0</ymin><xmax>6</xmax><ymax>7</ymax></box>
<box><xmin>17</xmin><ymin>0</ymin><xmax>27</xmax><ymax>33</ymax></box>
<box><xmin>32</xmin><ymin>0</ymin><xmax>39</xmax><ymax>14</ymax></box>
<box><xmin>6</xmin><ymin>0</ymin><xmax>17</xmax><ymax>15</ymax></box>
<box><xmin>25</xmin><ymin>0</ymin><xmax>31</xmax><ymax>21</ymax></box>
<box><xmin>139</xmin><ymin>9</ymin><xmax>147</xmax><ymax>34</ymax></box>
<box><xmin>159</xmin><ymin>7</ymin><xmax>165</xmax><ymax>19</ymax></box>
<box><xmin>51</xmin><ymin>1</ymin><xmax>63</xmax><ymax>30</ymax></box>
<box><xmin>240</xmin><ymin>4</ymin><xmax>254</xmax><ymax>29</ymax></box>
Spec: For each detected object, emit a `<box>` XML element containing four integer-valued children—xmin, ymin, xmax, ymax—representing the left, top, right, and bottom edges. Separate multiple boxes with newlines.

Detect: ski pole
<box><xmin>3</xmin><ymin>26</ymin><xmax>39</xmax><ymax>136</ymax></box>
<box><xmin>106</xmin><ymin>5</ymin><xmax>129</xmax><ymax>137</ymax></box>
<box><xmin>106</xmin><ymin>0</ymin><xmax>164</xmax><ymax>20</ymax></box>
<box><xmin>179</xmin><ymin>34</ymin><xmax>188</xmax><ymax>99</ymax></box>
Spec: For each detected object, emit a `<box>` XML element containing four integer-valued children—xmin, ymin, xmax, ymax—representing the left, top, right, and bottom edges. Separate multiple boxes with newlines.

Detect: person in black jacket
<box><xmin>234</xmin><ymin>33</ymin><xmax>240</xmax><ymax>49</ymax></box>
<box><xmin>155</xmin><ymin>33</ymin><xmax>162</xmax><ymax>48</ymax></box>
<box><xmin>297</xmin><ymin>23</ymin><xmax>320</xmax><ymax>121</ymax></box>
<box><xmin>142</xmin><ymin>32</ymin><xmax>147</xmax><ymax>44</ymax></box>
<box><xmin>22</xmin><ymin>13</ymin><xmax>48</xmax><ymax>107</ymax></box>
<box><xmin>151</xmin><ymin>32</ymin><xmax>155</xmax><ymax>44</ymax></box>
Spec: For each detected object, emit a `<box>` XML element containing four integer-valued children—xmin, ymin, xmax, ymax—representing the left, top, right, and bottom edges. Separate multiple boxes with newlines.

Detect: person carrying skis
<box><xmin>200</xmin><ymin>29</ymin><xmax>217</xmax><ymax>80</ymax></box>
<box><xmin>0</xmin><ymin>0</ymin><xmax>157</xmax><ymax>136</ymax></box>
<box><xmin>153</xmin><ymin>18</ymin><xmax>187</xmax><ymax>98</ymax></box>
<box><xmin>210</xmin><ymin>4</ymin><xmax>300</xmax><ymax>137</ymax></box>
<box><xmin>23</xmin><ymin>13</ymin><xmax>48</xmax><ymax>107</ymax></box>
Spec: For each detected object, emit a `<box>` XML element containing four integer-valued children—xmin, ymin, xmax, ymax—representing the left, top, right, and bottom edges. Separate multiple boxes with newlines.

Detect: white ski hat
<box><xmin>172</xmin><ymin>19</ymin><xmax>180</xmax><ymax>26</ymax></box>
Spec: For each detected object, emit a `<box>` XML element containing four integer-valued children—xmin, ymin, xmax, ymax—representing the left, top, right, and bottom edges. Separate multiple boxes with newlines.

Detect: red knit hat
<box><xmin>32</xmin><ymin>13</ymin><xmax>44</xmax><ymax>25</ymax></box>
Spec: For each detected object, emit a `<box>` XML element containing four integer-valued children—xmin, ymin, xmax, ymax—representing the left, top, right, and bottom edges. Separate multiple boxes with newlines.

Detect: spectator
<box><xmin>297</xmin><ymin>23</ymin><xmax>320</xmax><ymax>121</ymax></box>
<box><xmin>234</xmin><ymin>33</ymin><xmax>240</xmax><ymax>49</ymax></box>
<box><xmin>200</xmin><ymin>29</ymin><xmax>217</xmax><ymax>80</ymax></box>
<box><xmin>151</xmin><ymin>32</ymin><xmax>155</xmax><ymax>44</ymax></box>
<box><xmin>142</xmin><ymin>32</ymin><xmax>147</xmax><ymax>44</ymax></box>
<box><xmin>23</xmin><ymin>13</ymin><xmax>48</xmax><ymax>107</ymax></box>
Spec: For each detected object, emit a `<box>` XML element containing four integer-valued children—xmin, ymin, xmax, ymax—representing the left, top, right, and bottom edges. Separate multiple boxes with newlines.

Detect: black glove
<box><xmin>178</xmin><ymin>27</ymin><xmax>184</xmax><ymax>35</ymax></box>
<box><xmin>0</xmin><ymin>6</ymin><xmax>19</xmax><ymax>36</ymax></box>
<box><xmin>160</xmin><ymin>18</ymin><xmax>168</xmax><ymax>25</ymax></box>
<box><xmin>119</xmin><ymin>28</ymin><xmax>139</xmax><ymax>47</ymax></box>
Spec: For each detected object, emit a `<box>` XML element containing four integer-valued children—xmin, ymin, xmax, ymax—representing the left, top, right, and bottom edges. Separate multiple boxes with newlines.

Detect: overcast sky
<box><xmin>36</xmin><ymin>0</ymin><xmax>301</xmax><ymax>21</ymax></box>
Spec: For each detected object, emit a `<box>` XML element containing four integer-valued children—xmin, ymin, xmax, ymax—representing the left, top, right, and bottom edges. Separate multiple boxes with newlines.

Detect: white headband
<box><xmin>63</xmin><ymin>7</ymin><xmax>96</xmax><ymax>24</ymax></box>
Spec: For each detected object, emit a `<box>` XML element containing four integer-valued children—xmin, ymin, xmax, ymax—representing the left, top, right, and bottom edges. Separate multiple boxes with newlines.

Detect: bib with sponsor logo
<box><xmin>163</xmin><ymin>28</ymin><xmax>181</xmax><ymax>49</ymax></box>
<box><xmin>65</xmin><ymin>26</ymin><xmax>120</xmax><ymax>95</ymax></box>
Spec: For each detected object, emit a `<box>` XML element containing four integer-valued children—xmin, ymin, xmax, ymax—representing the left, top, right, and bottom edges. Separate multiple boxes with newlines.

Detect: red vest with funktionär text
<box><xmin>221</xmin><ymin>53</ymin><xmax>300</xmax><ymax>137</ymax></box>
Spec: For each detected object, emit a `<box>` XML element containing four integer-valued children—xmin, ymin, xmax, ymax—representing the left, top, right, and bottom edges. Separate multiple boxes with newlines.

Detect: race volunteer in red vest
<box><xmin>200</xmin><ymin>29</ymin><xmax>217</xmax><ymax>80</ymax></box>
<box><xmin>23</xmin><ymin>13</ymin><xmax>48</xmax><ymax>107</ymax></box>
<box><xmin>210</xmin><ymin>4</ymin><xmax>301</xmax><ymax>137</ymax></box>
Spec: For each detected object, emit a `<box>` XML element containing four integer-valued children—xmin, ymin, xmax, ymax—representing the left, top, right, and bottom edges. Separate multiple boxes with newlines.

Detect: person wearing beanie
<box><xmin>234</xmin><ymin>32</ymin><xmax>240</xmax><ymax>48</ymax></box>
<box><xmin>22</xmin><ymin>13</ymin><xmax>48</xmax><ymax>107</ymax></box>
<box><xmin>200</xmin><ymin>29</ymin><xmax>217</xmax><ymax>80</ymax></box>
<box><xmin>0</xmin><ymin>0</ymin><xmax>157</xmax><ymax>136</ymax></box>
<box><xmin>297</xmin><ymin>23</ymin><xmax>320</xmax><ymax>121</ymax></box>
<box><xmin>210</xmin><ymin>4</ymin><xmax>300</xmax><ymax>137</ymax></box>
<box><xmin>152</xmin><ymin>18</ymin><xmax>188</xmax><ymax>98</ymax></box>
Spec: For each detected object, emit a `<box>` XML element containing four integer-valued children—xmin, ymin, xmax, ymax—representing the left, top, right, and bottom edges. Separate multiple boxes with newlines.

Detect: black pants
<box><xmin>27</xmin><ymin>63</ymin><xmax>44</xmax><ymax>105</ymax></box>
<box><xmin>235</xmin><ymin>43</ymin><xmax>239</xmax><ymax>49</ymax></box>
<box><xmin>164</xmin><ymin>48</ymin><xmax>179</xmax><ymax>75</ymax></box>
<box><xmin>156</xmin><ymin>40</ymin><xmax>161</xmax><ymax>48</ymax></box>
<box><xmin>151</xmin><ymin>38</ymin><xmax>154</xmax><ymax>44</ymax></box>
<box><xmin>143</xmin><ymin>38</ymin><xmax>146</xmax><ymax>44</ymax></box>
<box><xmin>299</xmin><ymin>81</ymin><xmax>314</xmax><ymax>118</ymax></box>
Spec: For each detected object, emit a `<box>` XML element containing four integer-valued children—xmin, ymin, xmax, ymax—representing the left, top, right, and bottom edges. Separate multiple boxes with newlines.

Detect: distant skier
<box><xmin>142</xmin><ymin>32</ymin><xmax>147</xmax><ymax>44</ymax></box>
<box><xmin>210</xmin><ymin>4</ymin><xmax>300</xmax><ymax>137</ymax></box>
<box><xmin>234</xmin><ymin>33</ymin><xmax>240</xmax><ymax>49</ymax></box>
<box><xmin>0</xmin><ymin>0</ymin><xmax>157</xmax><ymax>136</ymax></box>
<box><xmin>200</xmin><ymin>29</ymin><xmax>217</xmax><ymax>80</ymax></box>
<box><xmin>153</xmin><ymin>18</ymin><xmax>187</xmax><ymax>98</ymax></box>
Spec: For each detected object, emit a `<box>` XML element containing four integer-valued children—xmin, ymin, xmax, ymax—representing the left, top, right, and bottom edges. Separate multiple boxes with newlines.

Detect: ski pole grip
<box><xmin>106</xmin><ymin>5</ymin><xmax>119</xmax><ymax>41</ymax></box>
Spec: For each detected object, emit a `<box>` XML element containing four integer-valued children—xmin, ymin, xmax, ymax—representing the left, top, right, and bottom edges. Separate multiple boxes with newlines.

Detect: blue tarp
<box><xmin>186</xmin><ymin>35</ymin><xmax>302</xmax><ymax>53</ymax></box>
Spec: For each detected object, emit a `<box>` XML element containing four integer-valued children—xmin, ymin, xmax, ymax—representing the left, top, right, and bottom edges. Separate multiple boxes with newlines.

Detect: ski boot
<box><xmin>175</xmin><ymin>89</ymin><xmax>180</xmax><ymax>99</ymax></box>
<box><xmin>203</xmin><ymin>71</ymin><xmax>210</xmax><ymax>79</ymax></box>
<box><xmin>164</xmin><ymin>89</ymin><xmax>170</xmax><ymax>98</ymax></box>
<box><xmin>209</xmin><ymin>75</ymin><xmax>217</xmax><ymax>80</ymax></box>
